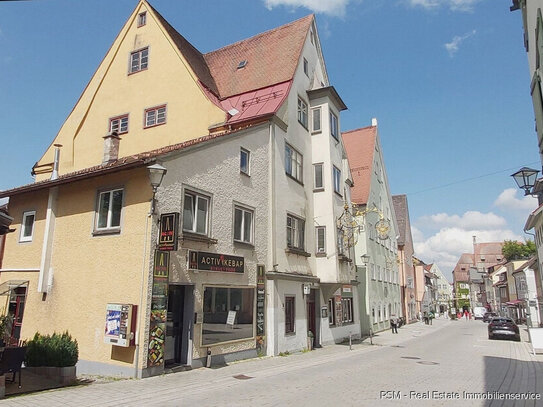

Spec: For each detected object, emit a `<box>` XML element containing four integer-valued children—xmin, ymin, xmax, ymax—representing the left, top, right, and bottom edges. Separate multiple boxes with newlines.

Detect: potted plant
<box><xmin>24</xmin><ymin>331</ymin><xmax>79</xmax><ymax>385</ymax></box>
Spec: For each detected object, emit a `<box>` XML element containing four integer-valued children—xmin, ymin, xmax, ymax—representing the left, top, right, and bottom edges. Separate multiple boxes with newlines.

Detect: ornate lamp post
<box><xmin>147</xmin><ymin>163</ymin><xmax>167</xmax><ymax>215</ymax></box>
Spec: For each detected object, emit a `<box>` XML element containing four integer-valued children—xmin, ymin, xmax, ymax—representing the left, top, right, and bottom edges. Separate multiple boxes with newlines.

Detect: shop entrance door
<box><xmin>165</xmin><ymin>285</ymin><xmax>194</xmax><ymax>366</ymax></box>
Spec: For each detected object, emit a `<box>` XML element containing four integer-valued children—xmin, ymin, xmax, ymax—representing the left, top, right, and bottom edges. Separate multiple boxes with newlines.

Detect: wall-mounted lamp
<box><xmin>360</xmin><ymin>254</ymin><xmax>370</xmax><ymax>265</ymax></box>
<box><xmin>511</xmin><ymin>167</ymin><xmax>539</xmax><ymax>196</ymax></box>
<box><xmin>147</xmin><ymin>163</ymin><xmax>167</xmax><ymax>215</ymax></box>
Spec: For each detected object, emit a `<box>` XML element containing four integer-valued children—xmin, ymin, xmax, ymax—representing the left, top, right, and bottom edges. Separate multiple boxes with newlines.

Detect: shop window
<box><xmin>202</xmin><ymin>287</ymin><xmax>255</xmax><ymax>345</ymax></box>
<box><xmin>130</xmin><ymin>47</ymin><xmax>148</xmax><ymax>74</ymax></box>
<box><xmin>342</xmin><ymin>298</ymin><xmax>353</xmax><ymax>323</ymax></box>
<box><xmin>328</xmin><ymin>298</ymin><xmax>335</xmax><ymax>325</ymax></box>
<box><xmin>285</xmin><ymin>296</ymin><xmax>295</xmax><ymax>334</ymax></box>
<box><xmin>183</xmin><ymin>190</ymin><xmax>210</xmax><ymax>235</ymax></box>
<box><xmin>233</xmin><ymin>205</ymin><xmax>253</xmax><ymax>244</ymax></box>
<box><xmin>285</xmin><ymin>143</ymin><xmax>303</xmax><ymax>183</ymax></box>
<box><xmin>286</xmin><ymin>214</ymin><xmax>305</xmax><ymax>250</ymax></box>
<box><xmin>19</xmin><ymin>211</ymin><xmax>35</xmax><ymax>242</ymax></box>
<box><xmin>95</xmin><ymin>188</ymin><xmax>123</xmax><ymax>233</ymax></box>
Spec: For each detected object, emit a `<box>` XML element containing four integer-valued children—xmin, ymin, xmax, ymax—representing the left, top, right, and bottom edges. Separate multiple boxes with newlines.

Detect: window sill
<box><xmin>240</xmin><ymin>171</ymin><xmax>250</xmax><ymax>177</ymax></box>
<box><xmin>144</xmin><ymin>122</ymin><xmax>166</xmax><ymax>130</ymax></box>
<box><xmin>315</xmin><ymin>252</ymin><xmax>327</xmax><ymax>258</ymax></box>
<box><xmin>285</xmin><ymin>248</ymin><xmax>311</xmax><ymax>257</ymax></box>
<box><xmin>128</xmin><ymin>67</ymin><xmax>148</xmax><ymax>76</ymax></box>
<box><xmin>313</xmin><ymin>188</ymin><xmax>324</xmax><ymax>193</ymax></box>
<box><xmin>93</xmin><ymin>228</ymin><xmax>121</xmax><ymax>237</ymax></box>
<box><xmin>234</xmin><ymin>240</ymin><xmax>255</xmax><ymax>249</ymax></box>
<box><xmin>181</xmin><ymin>232</ymin><xmax>218</xmax><ymax>245</ymax></box>
<box><xmin>334</xmin><ymin>191</ymin><xmax>343</xmax><ymax>198</ymax></box>
<box><xmin>286</xmin><ymin>173</ymin><xmax>304</xmax><ymax>186</ymax></box>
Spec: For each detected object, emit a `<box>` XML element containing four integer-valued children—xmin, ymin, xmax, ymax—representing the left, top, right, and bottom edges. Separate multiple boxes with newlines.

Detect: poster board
<box><xmin>226</xmin><ymin>310</ymin><xmax>237</xmax><ymax>327</ymax></box>
<box><xmin>529</xmin><ymin>328</ymin><xmax>543</xmax><ymax>355</ymax></box>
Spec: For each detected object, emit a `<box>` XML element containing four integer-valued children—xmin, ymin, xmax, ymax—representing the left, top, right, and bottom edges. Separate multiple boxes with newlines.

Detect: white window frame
<box><xmin>316</xmin><ymin>226</ymin><xmax>326</xmax><ymax>254</ymax></box>
<box><xmin>95</xmin><ymin>188</ymin><xmax>124</xmax><ymax>232</ymax></box>
<box><xmin>109</xmin><ymin>114</ymin><xmax>129</xmax><ymax>135</ymax></box>
<box><xmin>297</xmin><ymin>97</ymin><xmax>308</xmax><ymax>128</ymax></box>
<box><xmin>286</xmin><ymin>214</ymin><xmax>305</xmax><ymax>250</ymax></box>
<box><xmin>183</xmin><ymin>190</ymin><xmax>210</xmax><ymax>236</ymax></box>
<box><xmin>19</xmin><ymin>211</ymin><xmax>36</xmax><ymax>242</ymax></box>
<box><xmin>333</xmin><ymin>165</ymin><xmax>341</xmax><ymax>195</ymax></box>
<box><xmin>313</xmin><ymin>162</ymin><xmax>324</xmax><ymax>190</ymax></box>
<box><xmin>144</xmin><ymin>104</ymin><xmax>167</xmax><ymax>128</ymax></box>
<box><xmin>342</xmin><ymin>298</ymin><xmax>353</xmax><ymax>323</ymax></box>
<box><xmin>240</xmin><ymin>148</ymin><xmax>250</xmax><ymax>175</ymax></box>
<box><xmin>285</xmin><ymin>143</ymin><xmax>303</xmax><ymax>183</ymax></box>
<box><xmin>233</xmin><ymin>205</ymin><xmax>254</xmax><ymax>244</ymax></box>
<box><xmin>138</xmin><ymin>12</ymin><xmax>147</xmax><ymax>27</ymax></box>
<box><xmin>330</xmin><ymin>110</ymin><xmax>339</xmax><ymax>141</ymax></box>
<box><xmin>311</xmin><ymin>107</ymin><xmax>322</xmax><ymax>133</ymax></box>
<box><xmin>129</xmin><ymin>47</ymin><xmax>149</xmax><ymax>74</ymax></box>
<box><xmin>303</xmin><ymin>57</ymin><xmax>309</xmax><ymax>76</ymax></box>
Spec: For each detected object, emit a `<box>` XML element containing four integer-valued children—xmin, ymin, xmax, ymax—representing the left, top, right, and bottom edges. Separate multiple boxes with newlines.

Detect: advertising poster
<box><xmin>105</xmin><ymin>308</ymin><xmax>121</xmax><ymax>337</ymax></box>
<box><xmin>148</xmin><ymin>250</ymin><xmax>169</xmax><ymax>368</ymax></box>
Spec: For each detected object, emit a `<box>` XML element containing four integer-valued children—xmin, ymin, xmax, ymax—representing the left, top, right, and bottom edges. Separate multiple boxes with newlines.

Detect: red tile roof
<box><xmin>204</xmin><ymin>15</ymin><xmax>313</xmax><ymax>99</ymax></box>
<box><xmin>342</xmin><ymin>126</ymin><xmax>377</xmax><ymax>205</ymax></box>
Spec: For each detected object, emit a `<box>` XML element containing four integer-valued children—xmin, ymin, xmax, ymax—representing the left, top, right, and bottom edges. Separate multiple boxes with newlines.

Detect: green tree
<box><xmin>502</xmin><ymin>240</ymin><xmax>536</xmax><ymax>261</ymax></box>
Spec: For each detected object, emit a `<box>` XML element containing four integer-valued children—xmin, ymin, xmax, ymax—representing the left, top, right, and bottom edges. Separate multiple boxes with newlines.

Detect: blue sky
<box><xmin>0</xmin><ymin>0</ymin><xmax>539</xmax><ymax>280</ymax></box>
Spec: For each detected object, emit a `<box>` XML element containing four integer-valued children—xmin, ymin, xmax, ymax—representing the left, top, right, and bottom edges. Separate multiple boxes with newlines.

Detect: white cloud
<box><xmin>418</xmin><ymin>210</ymin><xmax>506</xmax><ymax>230</ymax></box>
<box><xmin>444</xmin><ymin>30</ymin><xmax>476</xmax><ymax>57</ymax></box>
<box><xmin>494</xmin><ymin>188</ymin><xmax>538</xmax><ymax>213</ymax></box>
<box><xmin>263</xmin><ymin>0</ymin><xmax>350</xmax><ymax>16</ymax></box>
<box><xmin>407</xmin><ymin>0</ymin><xmax>482</xmax><ymax>12</ymax></box>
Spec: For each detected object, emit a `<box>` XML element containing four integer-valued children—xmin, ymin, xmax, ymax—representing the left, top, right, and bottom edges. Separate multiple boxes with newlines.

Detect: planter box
<box><xmin>25</xmin><ymin>366</ymin><xmax>76</xmax><ymax>386</ymax></box>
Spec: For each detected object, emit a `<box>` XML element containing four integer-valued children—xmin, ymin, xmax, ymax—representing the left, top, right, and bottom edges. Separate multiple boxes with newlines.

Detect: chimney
<box><xmin>102</xmin><ymin>132</ymin><xmax>121</xmax><ymax>165</ymax></box>
<box><xmin>51</xmin><ymin>144</ymin><xmax>62</xmax><ymax>180</ymax></box>
<box><xmin>371</xmin><ymin>117</ymin><xmax>378</xmax><ymax>127</ymax></box>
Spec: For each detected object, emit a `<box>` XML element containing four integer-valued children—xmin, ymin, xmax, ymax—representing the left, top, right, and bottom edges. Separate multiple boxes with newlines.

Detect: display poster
<box><xmin>105</xmin><ymin>308</ymin><xmax>121</xmax><ymax>337</ymax></box>
<box><xmin>158</xmin><ymin>212</ymin><xmax>179</xmax><ymax>251</ymax></box>
<box><xmin>226</xmin><ymin>310</ymin><xmax>237</xmax><ymax>327</ymax></box>
<box><xmin>256</xmin><ymin>264</ymin><xmax>266</xmax><ymax>352</ymax></box>
<box><xmin>148</xmin><ymin>250</ymin><xmax>170</xmax><ymax>368</ymax></box>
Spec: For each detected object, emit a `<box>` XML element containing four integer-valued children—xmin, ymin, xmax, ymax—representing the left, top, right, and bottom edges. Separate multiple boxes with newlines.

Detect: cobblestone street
<box><xmin>2</xmin><ymin>317</ymin><xmax>542</xmax><ymax>406</ymax></box>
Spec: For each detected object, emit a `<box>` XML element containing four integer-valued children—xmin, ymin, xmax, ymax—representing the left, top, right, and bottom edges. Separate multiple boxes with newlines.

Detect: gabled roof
<box><xmin>474</xmin><ymin>242</ymin><xmax>503</xmax><ymax>257</ymax></box>
<box><xmin>342</xmin><ymin>126</ymin><xmax>377</xmax><ymax>205</ymax></box>
<box><xmin>204</xmin><ymin>14</ymin><xmax>313</xmax><ymax>99</ymax></box>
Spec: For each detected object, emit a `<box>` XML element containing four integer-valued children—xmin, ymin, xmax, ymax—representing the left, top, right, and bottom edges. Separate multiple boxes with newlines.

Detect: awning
<box><xmin>0</xmin><ymin>280</ymin><xmax>28</xmax><ymax>296</ymax></box>
<box><xmin>505</xmin><ymin>299</ymin><xmax>524</xmax><ymax>306</ymax></box>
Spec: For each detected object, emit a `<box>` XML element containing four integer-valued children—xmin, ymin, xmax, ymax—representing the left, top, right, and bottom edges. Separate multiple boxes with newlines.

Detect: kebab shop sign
<box><xmin>188</xmin><ymin>250</ymin><xmax>244</xmax><ymax>273</ymax></box>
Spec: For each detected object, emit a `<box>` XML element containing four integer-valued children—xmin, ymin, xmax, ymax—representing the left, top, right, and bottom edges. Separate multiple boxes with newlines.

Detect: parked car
<box><xmin>473</xmin><ymin>307</ymin><xmax>487</xmax><ymax>320</ymax></box>
<box><xmin>483</xmin><ymin>312</ymin><xmax>498</xmax><ymax>323</ymax></box>
<box><xmin>488</xmin><ymin>317</ymin><xmax>520</xmax><ymax>341</ymax></box>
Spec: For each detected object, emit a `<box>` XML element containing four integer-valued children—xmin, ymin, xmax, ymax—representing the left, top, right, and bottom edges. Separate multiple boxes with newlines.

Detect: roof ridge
<box><xmin>342</xmin><ymin>125</ymin><xmax>376</xmax><ymax>134</ymax></box>
<box><xmin>204</xmin><ymin>14</ymin><xmax>314</xmax><ymax>56</ymax></box>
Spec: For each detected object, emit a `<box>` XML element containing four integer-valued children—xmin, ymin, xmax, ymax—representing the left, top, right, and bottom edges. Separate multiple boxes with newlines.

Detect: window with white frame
<box><xmin>137</xmin><ymin>12</ymin><xmax>147</xmax><ymax>27</ymax></box>
<box><xmin>333</xmin><ymin>166</ymin><xmax>341</xmax><ymax>195</ymax></box>
<box><xmin>234</xmin><ymin>205</ymin><xmax>253</xmax><ymax>244</ymax></box>
<box><xmin>330</xmin><ymin>111</ymin><xmax>339</xmax><ymax>141</ymax></box>
<box><xmin>145</xmin><ymin>105</ymin><xmax>166</xmax><ymax>128</ymax></box>
<box><xmin>313</xmin><ymin>163</ymin><xmax>323</xmax><ymax>190</ymax></box>
<box><xmin>130</xmin><ymin>47</ymin><xmax>148</xmax><ymax>74</ymax></box>
<box><xmin>311</xmin><ymin>107</ymin><xmax>321</xmax><ymax>133</ymax></box>
<box><xmin>297</xmin><ymin>97</ymin><xmax>308</xmax><ymax>128</ymax></box>
<box><xmin>328</xmin><ymin>298</ymin><xmax>335</xmax><ymax>325</ymax></box>
<box><xmin>303</xmin><ymin>57</ymin><xmax>309</xmax><ymax>76</ymax></box>
<box><xmin>109</xmin><ymin>114</ymin><xmax>129</xmax><ymax>135</ymax></box>
<box><xmin>95</xmin><ymin>188</ymin><xmax>123</xmax><ymax>231</ymax></box>
<box><xmin>240</xmin><ymin>148</ymin><xmax>250</xmax><ymax>175</ymax></box>
<box><xmin>316</xmin><ymin>226</ymin><xmax>326</xmax><ymax>254</ymax></box>
<box><xmin>342</xmin><ymin>298</ymin><xmax>353</xmax><ymax>323</ymax></box>
<box><xmin>19</xmin><ymin>211</ymin><xmax>36</xmax><ymax>242</ymax></box>
<box><xmin>286</xmin><ymin>214</ymin><xmax>305</xmax><ymax>250</ymax></box>
<box><xmin>285</xmin><ymin>143</ymin><xmax>303</xmax><ymax>183</ymax></box>
<box><xmin>183</xmin><ymin>190</ymin><xmax>209</xmax><ymax>235</ymax></box>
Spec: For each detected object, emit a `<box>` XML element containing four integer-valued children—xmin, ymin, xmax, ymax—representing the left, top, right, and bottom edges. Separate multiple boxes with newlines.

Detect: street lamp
<box><xmin>511</xmin><ymin>167</ymin><xmax>539</xmax><ymax>196</ymax></box>
<box><xmin>360</xmin><ymin>254</ymin><xmax>370</xmax><ymax>265</ymax></box>
<box><xmin>147</xmin><ymin>163</ymin><xmax>167</xmax><ymax>215</ymax></box>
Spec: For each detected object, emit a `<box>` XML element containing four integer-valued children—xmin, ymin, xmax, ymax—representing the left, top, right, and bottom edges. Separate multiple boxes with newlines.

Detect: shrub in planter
<box><xmin>25</xmin><ymin>331</ymin><xmax>78</xmax><ymax>367</ymax></box>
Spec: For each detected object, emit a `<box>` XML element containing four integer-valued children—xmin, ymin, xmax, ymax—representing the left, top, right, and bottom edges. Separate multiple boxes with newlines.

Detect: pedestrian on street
<box><xmin>390</xmin><ymin>314</ymin><xmax>398</xmax><ymax>334</ymax></box>
<box><xmin>423</xmin><ymin>311</ymin><xmax>429</xmax><ymax>325</ymax></box>
<box><xmin>429</xmin><ymin>311</ymin><xmax>434</xmax><ymax>325</ymax></box>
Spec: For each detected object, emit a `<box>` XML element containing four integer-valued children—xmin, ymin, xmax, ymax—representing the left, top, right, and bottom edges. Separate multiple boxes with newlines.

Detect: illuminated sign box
<box><xmin>188</xmin><ymin>250</ymin><xmax>244</xmax><ymax>273</ymax></box>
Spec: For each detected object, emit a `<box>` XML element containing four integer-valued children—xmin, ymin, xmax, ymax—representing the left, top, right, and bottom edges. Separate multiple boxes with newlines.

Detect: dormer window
<box><xmin>138</xmin><ymin>12</ymin><xmax>147</xmax><ymax>27</ymax></box>
<box><xmin>237</xmin><ymin>60</ymin><xmax>248</xmax><ymax>69</ymax></box>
